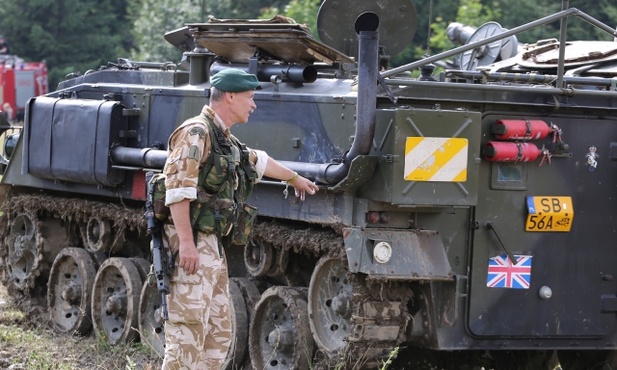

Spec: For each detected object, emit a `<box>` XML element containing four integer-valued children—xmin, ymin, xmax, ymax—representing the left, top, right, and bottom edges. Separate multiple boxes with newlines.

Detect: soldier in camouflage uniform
<box><xmin>162</xmin><ymin>68</ymin><xmax>319</xmax><ymax>369</ymax></box>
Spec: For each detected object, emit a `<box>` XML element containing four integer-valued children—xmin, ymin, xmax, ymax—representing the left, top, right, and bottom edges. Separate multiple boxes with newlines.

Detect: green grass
<box><xmin>0</xmin><ymin>298</ymin><xmax>160</xmax><ymax>370</ymax></box>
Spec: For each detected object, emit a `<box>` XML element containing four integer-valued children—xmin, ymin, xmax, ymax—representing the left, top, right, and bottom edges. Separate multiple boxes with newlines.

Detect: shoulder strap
<box><xmin>191</xmin><ymin>113</ymin><xmax>231</xmax><ymax>187</ymax></box>
<box><xmin>230</xmin><ymin>134</ymin><xmax>257</xmax><ymax>184</ymax></box>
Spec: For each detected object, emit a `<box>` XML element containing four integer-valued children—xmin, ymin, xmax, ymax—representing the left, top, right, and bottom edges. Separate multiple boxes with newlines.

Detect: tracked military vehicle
<box><xmin>2</xmin><ymin>0</ymin><xmax>617</xmax><ymax>369</ymax></box>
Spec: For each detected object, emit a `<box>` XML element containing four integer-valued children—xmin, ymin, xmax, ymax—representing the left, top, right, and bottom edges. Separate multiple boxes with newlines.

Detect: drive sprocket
<box><xmin>0</xmin><ymin>209</ymin><xmax>45</xmax><ymax>295</ymax></box>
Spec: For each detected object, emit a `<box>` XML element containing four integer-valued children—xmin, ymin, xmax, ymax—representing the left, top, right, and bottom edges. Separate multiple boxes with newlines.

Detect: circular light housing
<box><xmin>373</xmin><ymin>241</ymin><xmax>392</xmax><ymax>264</ymax></box>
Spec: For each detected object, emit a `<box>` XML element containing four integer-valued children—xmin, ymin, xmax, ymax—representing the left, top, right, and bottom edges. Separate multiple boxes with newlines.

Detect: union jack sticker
<box><xmin>486</xmin><ymin>254</ymin><xmax>532</xmax><ymax>289</ymax></box>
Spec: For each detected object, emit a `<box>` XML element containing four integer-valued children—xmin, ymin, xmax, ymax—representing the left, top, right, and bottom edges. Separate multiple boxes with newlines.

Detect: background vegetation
<box><xmin>0</xmin><ymin>0</ymin><xmax>614</xmax><ymax>88</ymax></box>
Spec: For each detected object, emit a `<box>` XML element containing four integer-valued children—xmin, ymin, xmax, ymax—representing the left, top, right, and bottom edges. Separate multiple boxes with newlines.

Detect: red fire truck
<box><xmin>0</xmin><ymin>55</ymin><xmax>48</xmax><ymax>122</ymax></box>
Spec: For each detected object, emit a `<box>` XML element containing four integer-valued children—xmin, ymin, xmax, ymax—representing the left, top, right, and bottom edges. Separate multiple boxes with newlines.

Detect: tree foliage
<box><xmin>0</xmin><ymin>0</ymin><xmax>132</xmax><ymax>89</ymax></box>
<box><xmin>128</xmin><ymin>0</ymin><xmax>200</xmax><ymax>63</ymax></box>
<box><xmin>205</xmin><ymin>0</ymin><xmax>289</xmax><ymax>19</ymax></box>
<box><xmin>260</xmin><ymin>0</ymin><xmax>322</xmax><ymax>37</ymax></box>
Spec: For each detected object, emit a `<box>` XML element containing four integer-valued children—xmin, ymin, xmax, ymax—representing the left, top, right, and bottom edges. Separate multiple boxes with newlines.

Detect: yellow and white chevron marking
<box><xmin>404</xmin><ymin>137</ymin><xmax>468</xmax><ymax>182</ymax></box>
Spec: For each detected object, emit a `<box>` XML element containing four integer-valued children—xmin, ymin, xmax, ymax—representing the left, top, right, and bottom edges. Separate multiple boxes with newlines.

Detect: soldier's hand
<box><xmin>292</xmin><ymin>175</ymin><xmax>319</xmax><ymax>201</ymax></box>
<box><xmin>178</xmin><ymin>242</ymin><xmax>199</xmax><ymax>275</ymax></box>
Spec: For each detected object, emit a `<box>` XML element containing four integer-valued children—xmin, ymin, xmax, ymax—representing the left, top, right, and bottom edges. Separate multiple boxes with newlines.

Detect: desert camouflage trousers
<box><xmin>162</xmin><ymin>224</ymin><xmax>232</xmax><ymax>370</ymax></box>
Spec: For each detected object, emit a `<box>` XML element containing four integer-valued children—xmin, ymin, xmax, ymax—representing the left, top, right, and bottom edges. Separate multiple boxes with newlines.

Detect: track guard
<box><xmin>343</xmin><ymin>227</ymin><xmax>454</xmax><ymax>281</ymax></box>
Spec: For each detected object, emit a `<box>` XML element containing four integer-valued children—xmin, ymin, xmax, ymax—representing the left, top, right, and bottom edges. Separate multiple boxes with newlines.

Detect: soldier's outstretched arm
<box><xmin>262</xmin><ymin>157</ymin><xmax>319</xmax><ymax>200</ymax></box>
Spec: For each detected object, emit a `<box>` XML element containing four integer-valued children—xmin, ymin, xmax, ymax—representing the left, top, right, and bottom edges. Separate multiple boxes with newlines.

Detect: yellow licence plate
<box><xmin>525</xmin><ymin>196</ymin><xmax>573</xmax><ymax>232</ymax></box>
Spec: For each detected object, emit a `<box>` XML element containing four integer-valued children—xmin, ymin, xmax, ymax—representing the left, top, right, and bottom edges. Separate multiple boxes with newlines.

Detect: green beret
<box><xmin>210</xmin><ymin>68</ymin><xmax>260</xmax><ymax>92</ymax></box>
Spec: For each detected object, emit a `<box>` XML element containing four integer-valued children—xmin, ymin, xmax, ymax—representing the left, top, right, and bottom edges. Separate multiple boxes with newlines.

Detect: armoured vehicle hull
<box><xmin>1</xmin><ymin>0</ymin><xmax>617</xmax><ymax>369</ymax></box>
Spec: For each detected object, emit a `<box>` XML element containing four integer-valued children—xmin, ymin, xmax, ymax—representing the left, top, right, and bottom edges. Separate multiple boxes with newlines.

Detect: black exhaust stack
<box><xmin>295</xmin><ymin>12</ymin><xmax>381</xmax><ymax>184</ymax></box>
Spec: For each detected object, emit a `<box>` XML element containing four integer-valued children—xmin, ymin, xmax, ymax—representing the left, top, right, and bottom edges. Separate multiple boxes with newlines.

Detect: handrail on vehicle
<box><xmin>381</xmin><ymin>0</ymin><xmax>617</xmax><ymax>89</ymax></box>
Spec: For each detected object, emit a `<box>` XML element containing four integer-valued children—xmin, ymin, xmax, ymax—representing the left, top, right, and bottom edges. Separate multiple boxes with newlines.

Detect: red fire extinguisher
<box><xmin>491</xmin><ymin>119</ymin><xmax>552</xmax><ymax>140</ymax></box>
<box><xmin>483</xmin><ymin>141</ymin><xmax>542</xmax><ymax>162</ymax></box>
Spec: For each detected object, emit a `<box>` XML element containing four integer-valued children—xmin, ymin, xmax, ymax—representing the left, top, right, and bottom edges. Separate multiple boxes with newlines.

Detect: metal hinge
<box><xmin>382</xmin><ymin>154</ymin><xmax>398</xmax><ymax>163</ymax></box>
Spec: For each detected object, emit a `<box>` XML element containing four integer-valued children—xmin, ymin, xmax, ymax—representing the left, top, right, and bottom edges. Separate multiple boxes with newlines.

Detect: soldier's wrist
<box><xmin>285</xmin><ymin>171</ymin><xmax>299</xmax><ymax>184</ymax></box>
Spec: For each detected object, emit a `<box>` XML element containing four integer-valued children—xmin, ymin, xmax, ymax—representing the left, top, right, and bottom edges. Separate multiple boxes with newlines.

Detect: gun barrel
<box><xmin>211</xmin><ymin>62</ymin><xmax>318</xmax><ymax>84</ymax></box>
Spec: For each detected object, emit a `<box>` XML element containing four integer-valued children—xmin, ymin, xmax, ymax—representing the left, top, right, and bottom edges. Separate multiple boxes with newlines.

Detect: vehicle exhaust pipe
<box><xmin>287</xmin><ymin>12</ymin><xmax>380</xmax><ymax>184</ymax></box>
<box><xmin>111</xmin><ymin>13</ymin><xmax>381</xmax><ymax>186</ymax></box>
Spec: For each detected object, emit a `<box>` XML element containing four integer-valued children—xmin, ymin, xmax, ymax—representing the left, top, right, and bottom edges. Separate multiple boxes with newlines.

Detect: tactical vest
<box><xmin>149</xmin><ymin>113</ymin><xmax>258</xmax><ymax>246</ymax></box>
<box><xmin>189</xmin><ymin>113</ymin><xmax>257</xmax><ymax>240</ymax></box>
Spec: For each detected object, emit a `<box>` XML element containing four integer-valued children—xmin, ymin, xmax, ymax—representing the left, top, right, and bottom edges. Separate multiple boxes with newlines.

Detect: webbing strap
<box><xmin>192</xmin><ymin>114</ymin><xmax>235</xmax><ymax>257</ymax></box>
